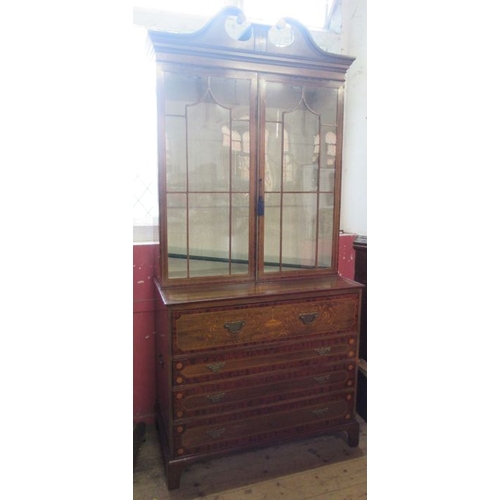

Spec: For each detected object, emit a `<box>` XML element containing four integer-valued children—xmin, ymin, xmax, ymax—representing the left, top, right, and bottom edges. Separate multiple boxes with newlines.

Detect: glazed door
<box><xmin>158</xmin><ymin>67</ymin><xmax>344</xmax><ymax>285</ymax></box>
<box><xmin>158</xmin><ymin>68</ymin><xmax>257</xmax><ymax>284</ymax></box>
<box><xmin>258</xmin><ymin>75</ymin><xmax>344</xmax><ymax>279</ymax></box>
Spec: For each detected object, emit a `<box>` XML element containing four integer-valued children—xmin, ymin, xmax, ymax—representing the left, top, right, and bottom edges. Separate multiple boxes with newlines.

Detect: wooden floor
<box><xmin>133</xmin><ymin>415</ymin><xmax>367</xmax><ymax>499</ymax></box>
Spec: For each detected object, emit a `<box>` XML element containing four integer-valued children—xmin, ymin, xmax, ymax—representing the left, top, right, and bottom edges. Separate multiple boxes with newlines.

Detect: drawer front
<box><xmin>173</xmin><ymin>294</ymin><xmax>359</xmax><ymax>354</ymax></box>
<box><xmin>173</xmin><ymin>333</ymin><xmax>357</xmax><ymax>386</ymax></box>
<box><xmin>172</xmin><ymin>394</ymin><xmax>355</xmax><ymax>458</ymax></box>
<box><xmin>173</xmin><ymin>361</ymin><xmax>355</xmax><ymax>420</ymax></box>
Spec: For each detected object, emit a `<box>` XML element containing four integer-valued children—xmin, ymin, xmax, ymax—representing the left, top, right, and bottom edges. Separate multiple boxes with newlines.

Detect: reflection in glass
<box><xmin>189</xmin><ymin>193</ymin><xmax>230</xmax><ymax>277</ymax></box>
<box><xmin>318</xmin><ymin>193</ymin><xmax>334</xmax><ymax>268</ymax></box>
<box><xmin>263</xmin><ymin>81</ymin><xmax>339</xmax><ymax>274</ymax></box>
<box><xmin>321</xmin><ymin>127</ymin><xmax>337</xmax><ymax>167</ymax></box>
<box><xmin>264</xmin><ymin>193</ymin><xmax>281</xmax><ymax>271</ymax></box>
<box><xmin>165</xmin><ymin>116</ymin><xmax>186</xmax><ymax>192</ymax></box>
<box><xmin>162</xmin><ymin>73</ymin><xmax>252</xmax><ymax>280</ymax></box>
<box><xmin>283</xmin><ymin>103</ymin><xmax>319</xmax><ymax>192</ymax></box>
<box><xmin>231</xmin><ymin>193</ymin><xmax>250</xmax><ymax>274</ymax></box>
<box><xmin>167</xmin><ymin>193</ymin><xmax>187</xmax><ymax>278</ymax></box>
<box><xmin>319</xmin><ymin>167</ymin><xmax>334</xmax><ymax>193</ymax></box>
<box><xmin>319</xmin><ymin>126</ymin><xmax>337</xmax><ymax>192</ymax></box>
<box><xmin>304</xmin><ymin>86</ymin><xmax>338</xmax><ymax>124</ymax></box>
<box><xmin>230</xmin><ymin>121</ymin><xmax>250</xmax><ymax>192</ymax></box>
<box><xmin>164</xmin><ymin>73</ymin><xmax>208</xmax><ymax>116</ymax></box>
<box><xmin>211</xmin><ymin>77</ymin><xmax>251</xmax><ymax>121</ymax></box>
<box><xmin>187</xmin><ymin>99</ymin><xmax>230</xmax><ymax>192</ymax></box>
<box><xmin>264</xmin><ymin>123</ymin><xmax>283</xmax><ymax>192</ymax></box>
<box><xmin>281</xmin><ymin>193</ymin><xmax>317</xmax><ymax>270</ymax></box>
<box><xmin>265</xmin><ymin>82</ymin><xmax>302</xmax><ymax>122</ymax></box>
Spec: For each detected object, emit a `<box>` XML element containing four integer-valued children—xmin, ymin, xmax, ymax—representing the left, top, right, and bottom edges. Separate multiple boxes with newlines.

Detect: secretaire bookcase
<box><xmin>147</xmin><ymin>7</ymin><xmax>363</xmax><ymax>489</ymax></box>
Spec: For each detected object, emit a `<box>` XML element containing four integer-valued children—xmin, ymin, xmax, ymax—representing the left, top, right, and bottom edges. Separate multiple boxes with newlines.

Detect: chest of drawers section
<box><xmin>155</xmin><ymin>284</ymin><xmax>362</xmax><ymax>489</ymax></box>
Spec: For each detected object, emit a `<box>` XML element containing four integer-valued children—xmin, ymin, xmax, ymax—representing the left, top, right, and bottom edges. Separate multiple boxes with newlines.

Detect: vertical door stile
<box><xmin>228</xmin><ymin>91</ymin><xmax>233</xmax><ymax>276</ymax></box>
<box><xmin>278</xmin><ymin>102</ymin><xmax>285</xmax><ymax>273</ymax></box>
<box><xmin>332</xmin><ymin>85</ymin><xmax>344</xmax><ymax>273</ymax></box>
<box><xmin>256</xmin><ymin>76</ymin><xmax>265</xmax><ymax>278</ymax></box>
<box><xmin>184</xmin><ymin>99</ymin><xmax>190</xmax><ymax>278</ymax></box>
<box><xmin>249</xmin><ymin>73</ymin><xmax>259</xmax><ymax>279</ymax></box>
<box><xmin>157</xmin><ymin>66</ymin><xmax>169</xmax><ymax>285</ymax></box>
<box><xmin>315</xmin><ymin>115</ymin><xmax>321</xmax><ymax>269</ymax></box>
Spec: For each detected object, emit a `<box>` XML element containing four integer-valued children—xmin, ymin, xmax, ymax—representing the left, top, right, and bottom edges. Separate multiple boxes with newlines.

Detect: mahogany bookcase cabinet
<box><xmin>148</xmin><ymin>7</ymin><xmax>363</xmax><ymax>489</ymax></box>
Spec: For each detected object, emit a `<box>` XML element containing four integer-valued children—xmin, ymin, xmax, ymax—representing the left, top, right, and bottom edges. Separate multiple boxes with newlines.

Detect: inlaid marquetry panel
<box><xmin>173</xmin><ymin>397</ymin><xmax>353</xmax><ymax>457</ymax></box>
<box><xmin>173</xmin><ymin>294</ymin><xmax>359</xmax><ymax>353</ymax></box>
<box><xmin>173</xmin><ymin>365</ymin><xmax>353</xmax><ymax>419</ymax></box>
<box><xmin>173</xmin><ymin>332</ymin><xmax>357</xmax><ymax>365</ymax></box>
<box><xmin>172</xmin><ymin>356</ymin><xmax>354</xmax><ymax>403</ymax></box>
<box><xmin>173</xmin><ymin>335</ymin><xmax>356</xmax><ymax>385</ymax></box>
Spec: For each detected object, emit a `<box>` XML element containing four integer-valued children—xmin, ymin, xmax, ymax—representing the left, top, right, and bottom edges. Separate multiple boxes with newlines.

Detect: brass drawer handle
<box><xmin>299</xmin><ymin>312</ymin><xmax>319</xmax><ymax>325</ymax></box>
<box><xmin>206</xmin><ymin>392</ymin><xmax>226</xmax><ymax>403</ymax></box>
<box><xmin>206</xmin><ymin>362</ymin><xmax>226</xmax><ymax>373</ymax></box>
<box><xmin>206</xmin><ymin>428</ymin><xmax>226</xmax><ymax>439</ymax></box>
<box><xmin>314</xmin><ymin>375</ymin><xmax>331</xmax><ymax>384</ymax></box>
<box><xmin>224</xmin><ymin>320</ymin><xmax>246</xmax><ymax>334</ymax></box>
<box><xmin>312</xmin><ymin>407</ymin><xmax>329</xmax><ymax>417</ymax></box>
<box><xmin>314</xmin><ymin>347</ymin><xmax>332</xmax><ymax>356</ymax></box>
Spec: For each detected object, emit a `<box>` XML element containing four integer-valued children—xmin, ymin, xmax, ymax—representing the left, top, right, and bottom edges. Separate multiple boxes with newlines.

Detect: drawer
<box><xmin>173</xmin><ymin>360</ymin><xmax>355</xmax><ymax>419</ymax></box>
<box><xmin>173</xmin><ymin>294</ymin><xmax>359</xmax><ymax>354</ymax></box>
<box><xmin>173</xmin><ymin>334</ymin><xmax>357</xmax><ymax>386</ymax></box>
<box><xmin>172</xmin><ymin>393</ymin><xmax>355</xmax><ymax>458</ymax></box>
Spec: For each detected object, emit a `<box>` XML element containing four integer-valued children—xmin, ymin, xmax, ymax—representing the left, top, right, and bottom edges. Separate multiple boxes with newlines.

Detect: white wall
<box><xmin>339</xmin><ymin>0</ymin><xmax>367</xmax><ymax>236</ymax></box>
<box><xmin>307</xmin><ymin>0</ymin><xmax>367</xmax><ymax>236</ymax></box>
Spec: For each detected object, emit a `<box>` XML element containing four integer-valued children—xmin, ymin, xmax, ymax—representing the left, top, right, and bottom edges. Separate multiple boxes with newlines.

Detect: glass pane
<box><xmin>282</xmin><ymin>193</ymin><xmax>317</xmax><ymax>270</ymax></box>
<box><xmin>231</xmin><ymin>193</ymin><xmax>250</xmax><ymax>275</ymax></box>
<box><xmin>166</xmin><ymin>193</ymin><xmax>187</xmax><ymax>279</ymax></box>
<box><xmin>319</xmin><ymin>125</ymin><xmax>337</xmax><ymax>192</ymax></box>
<box><xmin>211</xmin><ymin>77</ymin><xmax>251</xmax><ymax>121</ymax></box>
<box><xmin>263</xmin><ymin>193</ymin><xmax>281</xmax><ymax>272</ymax></box>
<box><xmin>265</xmin><ymin>81</ymin><xmax>302</xmax><ymax>122</ymax></box>
<box><xmin>164</xmin><ymin>73</ymin><xmax>208</xmax><ymax>115</ymax></box>
<box><xmin>318</xmin><ymin>193</ymin><xmax>334</xmax><ymax>268</ymax></box>
<box><xmin>232</xmin><ymin>121</ymin><xmax>250</xmax><ymax>192</ymax></box>
<box><xmin>319</xmin><ymin>167</ymin><xmax>335</xmax><ymax>193</ymax></box>
<box><xmin>264</xmin><ymin>122</ymin><xmax>282</xmax><ymax>192</ymax></box>
<box><xmin>165</xmin><ymin>116</ymin><xmax>186</xmax><ymax>192</ymax></box>
<box><xmin>321</xmin><ymin>125</ymin><xmax>337</xmax><ymax>168</ymax></box>
<box><xmin>304</xmin><ymin>86</ymin><xmax>338</xmax><ymax>125</ymax></box>
<box><xmin>188</xmin><ymin>193</ymin><xmax>230</xmax><ymax>277</ymax></box>
<box><xmin>283</xmin><ymin>103</ymin><xmax>320</xmax><ymax>192</ymax></box>
<box><xmin>187</xmin><ymin>100</ymin><xmax>230</xmax><ymax>192</ymax></box>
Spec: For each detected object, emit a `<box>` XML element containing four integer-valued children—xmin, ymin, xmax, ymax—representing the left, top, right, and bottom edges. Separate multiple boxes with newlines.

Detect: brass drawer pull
<box><xmin>299</xmin><ymin>312</ymin><xmax>319</xmax><ymax>325</ymax></box>
<box><xmin>314</xmin><ymin>375</ymin><xmax>331</xmax><ymax>384</ymax></box>
<box><xmin>206</xmin><ymin>428</ymin><xmax>226</xmax><ymax>439</ymax></box>
<box><xmin>314</xmin><ymin>346</ymin><xmax>332</xmax><ymax>356</ymax></box>
<box><xmin>224</xmin><ymin>320</ymin><xmax>246</xmax><ymax>334</ymax></box>
<box><xmin>206</xmin><ymin>392</ymin><xmax>226</xmax><ymax>403</ymax></box>
<box><xmin>206</xmin><ymin>362</ymin><xmax>226</xmax><ymax>373</ymax></box>
<box><xmin>312</xmin><ymin>407</ymin><xmax>329</xmax><ymax>417</ymax></box>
